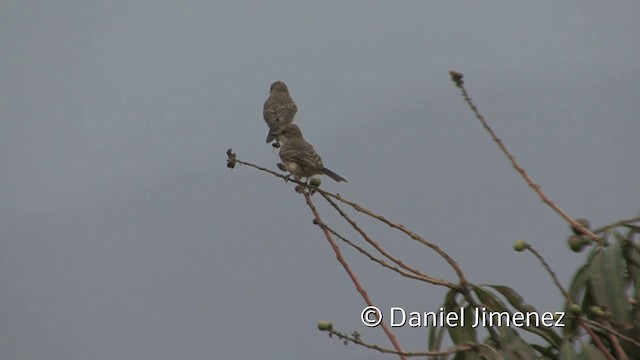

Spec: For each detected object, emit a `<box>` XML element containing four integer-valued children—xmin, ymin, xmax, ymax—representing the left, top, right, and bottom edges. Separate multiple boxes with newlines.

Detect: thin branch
<box><xmin>228</xmin><ymin>155</ymin><xmax>300</xmax><ymax>183</ymax></box>
<box><xmin>524</xmin><ymin>243</ymin><xmax>616</xmax><ymax>359</ymax></box>
<box><xmin>321</xmin><ymin>222</ymin><xmax>452</xmax><ymax>286</ymax></box>
<box><xmin>577</xmin><ymin>318</ymin><xmax>616</xmax><ymax>360</ymax></box>
<box><xmin>302</xmin><ymin>190</ymin><xmax>407</xmax><ymax>360</ymax></box>
<box><xmin>599</xmin><ymin>318</ymin><xmax>629</xmax><ymax>360</ymax></box>
<box><xmin>583</xmin><ymin>318</ymin><xmax>640</xmax><ymax>350</ymax></box>
<box><xmin>453</xmin><ymin>286</ymin><xmax>502</xmax><ymax>345</ymax></box>
<box><xmin>227</xmin><ymin>150</ymin><xmax>467</xmax><ymax>286</ymax></box>
<box><xmin>327</xmin><ymin>328</ymin><xmax>475</xmax><ymax>357</ymax></box>
<box><xmin>321</xmin><ymin>191</ymin><xmax>468</xmax><ymax>286</ymax></box>
<box><xmin>594</xmin><ymin>215</ymin><xmax>640</xmax><ymax>234</ymax></box>
<box><xmin>448</xmin><ymin>71</ymin><xmax>605</xmax><ymax>246</ymax></box>
<box><xmin>525</xmin><ymin>245</ymin><xmax>572</xmax><ymax>304</ymax></box>
<box><xmin>320</xmin><ymin>192</ymin><xmax>455</xmax><ymax>288</ymax></box>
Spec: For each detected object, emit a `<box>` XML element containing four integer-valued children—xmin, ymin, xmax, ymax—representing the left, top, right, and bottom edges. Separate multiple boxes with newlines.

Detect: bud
<box><xmin>513</xmin><ymin>239</ymin><xmax>528</xmax><ymax>252</ymax></box>
<box><xmin>317</xmin><ymin>321</ymin><xmax>333</xmax><ymax>331</ymax></box>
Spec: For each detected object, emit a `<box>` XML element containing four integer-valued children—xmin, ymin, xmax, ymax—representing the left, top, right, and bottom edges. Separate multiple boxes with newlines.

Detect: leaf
<box><xmin>579</xmin><ymin>343</ymin><xmax>608</xmax><ymax>360</ymax></box>
<box><xmin>563</xmin><ymin>263</ymin><xmax>592</xmax><ymax>337</ymax></box>
<box><xmin>558</xmin><ymin>340</ymin><xmax>579</xmax><ymax>360</ymax></box>
<box><xmin>428</xmin><ymin>323</ymin><xmax>446</xmax><ymax>352</ymax></box>
<box><xmin>473</xmin><ymin>285</ymin><xmax>509</xmax><ymax>312</ymax></box>
<box><xmin>444</xmin><ymin>290</ymin><xmax>477</xmax><ymax>344</ymax></box>
<box><xmin>473</xmin><ymin>344</ymin><xmax>506</xmax><ymax>360</ymax></box>
<box><xmin>487</xmin><ymin>285</ymin><xmax>562</xmax><ymax>347</ymax></box>
<box><xmin>567</xmin><ymin>264</ymin><xmax>592</xmax><ymax>303</ymax></box>
<box><xmin>589</xmin><ymin>241</ymin><xmax>631</xmax><ymax>327</ymax></box>
<box><xmin>531</xmin><ymin>344</ymin><xmax>555</xmax><ymax>359</ymax></box>
<box><xmin>496</xmin><ymin>327</ymin><xmax>538</xmax><ymax>360</ymax></box>
<box><xmin>487</xmin><ymin>285</ymin><xmax>525</xmax><ymax>307</ymax></box>
<box><xmin>625</xmin><ymin>243</ymin><xmax>640</xmax><ymax>303</ymax></box>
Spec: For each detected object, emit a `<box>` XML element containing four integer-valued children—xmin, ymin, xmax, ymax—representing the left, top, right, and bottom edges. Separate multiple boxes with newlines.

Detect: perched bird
<box><xmin>263</xmin><ymin>81</ymin><xmax>298</xmax><ymax>144</ymax></box>
<box><xmin>271</xmin><ymin>123</ymin><xmax>347</xmax><ymax>183</ymax></box>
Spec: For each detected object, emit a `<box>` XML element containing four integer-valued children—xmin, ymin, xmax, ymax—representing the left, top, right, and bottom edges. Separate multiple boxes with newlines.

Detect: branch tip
<box><xmin>449</xmin><ymin>70</ymin><xmax>464</xmax><ymax>86</ymax></box>
<box><xmin>226</xmin><ymin>148</ymin><xmax>237</xmax><ymax>168</ymax></box>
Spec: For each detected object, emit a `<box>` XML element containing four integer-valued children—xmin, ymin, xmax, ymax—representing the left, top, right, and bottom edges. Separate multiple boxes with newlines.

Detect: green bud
<box><xmin>568</xmin><ymin>235</ymin><xmax>587</xmax><ymax>252</ymax></box>
<box><xmin>513</xmin><ymin>239</ymin><xmax>528</xmax><ymax>252</ymax></box>
<box><xmin>317</xmin><ymin>321</ymin><xmax>333</xmax><ymax>331</ymax></box>
<box><xmin>310</xmin><ymin>177</ymin><xmax>322</xmax><ymax>188</ymax></box>
<box><xmin>569</xmin><ymin>304</ymin><xmax>582</xmax><ymax>315</ymax></box>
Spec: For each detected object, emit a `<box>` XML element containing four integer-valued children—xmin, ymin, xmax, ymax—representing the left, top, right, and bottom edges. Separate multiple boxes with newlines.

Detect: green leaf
<box><xmin>589</xmin><ymin>241</ymin><xmax>631</xmax><ymax>326</ymax></box>
<box><xmin>531</xmin><ymin>344</ymin><xmax>555</xmax><ymax>359</ymax></box>
<box><xmin>487</xmin><ymin>285</ymin><xmax>525</xmax><ymax>307</ymax></box>
<box><xmin>473</xmin><ymin>344</ymin><xmax>506</xmax><ymax>360</ymax></box>
<box><xmin>558</xmin><ymin>340</ymin><xmax>579</xmax><ymax>360</ymax></box>
<box><xmin>579</xmin><ymin>343</ymin><xmax>608</xmax><ymax>360</ymax></box>
<box><xmin>428</xmin><ymin>323</ymin><xmax>446</xmax><ymax>352</ymax></box>
<box><xmin>563</xmin><ymin>263</ymin><xmax>592</xmax><ymax>337</ymax></box>
<box><xmin>444</xmin><ymin>290</ymin><xmax>478</xmax><ymax>344</ymax></box>
<box><xmin>567</xmin><ymin>264</ymin><xmax>592</xmax><ymax>303</ymax></box>
<box><xmin>611</xmin><ymin>230</ymin><xmax>626</xmax><ymax>242</ymax></box>
<box><xmin>496</xmin><ymin>327</ymin><xmax>537</xmax><ymax>359</ymax></box>
<box><xmin>487</xmin><ymin>285</ymin><xmax>562</xmax><ymax>347</ymax></box>
<box><xmin>473</xmin><ymin>285</ymin><xmax>509</xmax><ymax>312</ymax></box>
<box><xmin>625</xmin><ymin>243</ymin><xmax>640</xmax><ymax>303</ymax></box>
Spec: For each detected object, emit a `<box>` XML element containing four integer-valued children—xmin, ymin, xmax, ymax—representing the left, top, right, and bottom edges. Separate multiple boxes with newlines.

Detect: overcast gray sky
<box><xmin>1</xmin><ymin>1</ymin><xmax>639</xmax><ymax>359</ymax></box>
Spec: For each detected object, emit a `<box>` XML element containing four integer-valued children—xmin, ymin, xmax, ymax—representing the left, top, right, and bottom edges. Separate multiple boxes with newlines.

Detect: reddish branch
<box><xmin>449</xmin><ymin>71</ymin><xmax>605</xmax><ymax>246</ymax></box>
<box><xmin>302</xmin><ymin>191</ymin><xmax>407</xmax><ymax>360</ymax></box>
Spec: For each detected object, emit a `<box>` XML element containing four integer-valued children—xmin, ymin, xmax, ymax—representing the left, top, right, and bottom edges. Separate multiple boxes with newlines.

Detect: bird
<box><xmin>271</xmin><ymin>123</ymin><xmax>347</xmax><ymax>183</ymax></box>
<box><xmin>263</xmin><ymin>81</ymin><xmax>298</xmax><ymax>145</ymax></box>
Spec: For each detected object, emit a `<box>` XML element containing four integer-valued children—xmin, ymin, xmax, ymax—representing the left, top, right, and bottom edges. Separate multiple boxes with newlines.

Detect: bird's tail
<box><xmin>323</xmin><ymin>167</ymin><xmax>347</xmax><ymax>182</ymax></box>
<box><xmin>266</xmin><ymin>129</ymin><xmax>277</xmax><ymax>143</ymax></box>
<box><xmin>266</xmin><ymin>124</ymin><xmax>282</xmax><ymax>143</ymax></box>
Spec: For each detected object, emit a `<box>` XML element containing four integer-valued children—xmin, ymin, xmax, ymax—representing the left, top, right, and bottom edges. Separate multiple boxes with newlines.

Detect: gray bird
<box><xmin>263</xmin><ymin>81</ymin><xmax>298</xmax><ymax>144</ymax></box>
<box><xmin>271</xmin><ymin>123</ymin><xmax>347</xmax><ymax>183</ymax></box>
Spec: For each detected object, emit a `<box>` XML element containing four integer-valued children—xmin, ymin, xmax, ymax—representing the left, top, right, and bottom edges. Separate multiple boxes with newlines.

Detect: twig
<box><xmin>322</xmin><ymin>191</ymin><xmax>468</xmax><ymax>286</ymax></box>
<box><xmin>524</xmin><ymin>244</ymin><xmax>616</xmax><ymax>359</ymax></box>
<box><xmin>583</xmin><ymin>318</ymin><xmax>640</xmax><ymax>350</ymax></box>
<box><xmin>601</xmin><ymin>318</ymin><xmax>629</xmax><ymax>360</ymax></box>
<box><xmin>327</xmin><ymin>328</ymin><xmax>475</xmax><ymax>357</ymax></box>
<box><xmin>302</xmin><ymin>190</ymin><xmax>407</xmax><ymax>360</ymax></box>
<box><xmin>525</xmin><ymin>245</ymin><xmax>572</xmax><ymax>303</ymax></box>
<box><xmin>320</xmin><ymin>192</ymin><xmax>455</xmax><ymax>288</ymax></box>
<box><xmin>226</xmin><ymin>150</ymin><xmax>467</xmax><ymax>286</ymax></box>
<box><xmin>577</xmin><ymin>318</ymin><xmax>616</xmax><ymax>360</ymax></box>
<box><xmin>321</xmin><ymin>222</ymin><xmax>451</xmax><ymax>285</ymax></box>
<box><xmin>448</xmin><ymin>71</ymin><xmax>605</xmax><ymax>246</ymax></box>
<box><xmin>594</xmin><ymin>215</ymin><xmax>640</xmax><ymax>234</ymax></box>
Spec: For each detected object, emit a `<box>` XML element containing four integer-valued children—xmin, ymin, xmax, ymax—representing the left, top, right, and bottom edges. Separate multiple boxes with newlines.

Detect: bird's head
<box><xmin>269</xmin><ymin>81</ymin><xmax>289</xmax><ymax>94</ymax></box>
<box><xmin>270</xmin><ymin>123</ymin><xmax>303</xmax><ymax>142</ymax></box>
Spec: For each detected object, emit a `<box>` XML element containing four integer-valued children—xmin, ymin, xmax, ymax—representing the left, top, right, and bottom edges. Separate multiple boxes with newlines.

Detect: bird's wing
<box><xmin>277</xmin><ymin>102</ymin><xmax>298</xmax><ymax>125</ymax></box>
<box><xmin>263</xmin><ymin>101</ymin><xmax>297</xmax><ymax>128</ymax></box>
<box><xmin>280</xmin><ymin>140</ymin><xmax>323</xmax><ymax>169</ymax></box>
